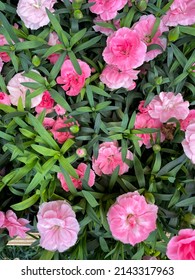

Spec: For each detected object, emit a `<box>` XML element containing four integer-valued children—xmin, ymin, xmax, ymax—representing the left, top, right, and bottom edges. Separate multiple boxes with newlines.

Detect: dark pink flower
<box><xmin>0</xmin><ymin>92</ymin><xmax>11</xmax><ymax>105</ymax></box>
<box><xmin>56</xmin><ymin>59</ymin><xmax>91</xmax><ymax>96</ymax></box>
<box><xmin>180</xmin><ymin>110</ymin><xmax>195</xmax><ymax>131</ymax></box>
<box><xmin>58</xmin><ymin>163</ymin><xmax>95</xmax><ymax>192</ymax></box>
<box><xmin>0</xmin><ymin>34</ymin><xmax>10</xmax><ymax>62</ymax></box>
<box><xmin>35</xmin><ymin>91</ymin><xmax>54</xmax><ymax>114</ymax></box>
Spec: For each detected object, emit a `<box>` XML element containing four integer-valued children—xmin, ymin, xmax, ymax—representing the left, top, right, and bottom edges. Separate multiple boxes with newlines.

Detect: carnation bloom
<box><xmin>93</xmin><ymin>16</ymin><xmax>120</xmax><ymax>36</ymax></box>
<box><xmin>0</xmin><ymin>34</ymin><xmax>10</xmax><ymax>63</ymax></box>
<box><xmin>54</xmin><ymin>104</ymin><xmax>66</xmax><ymax>115</ymax></box>
<box><xmin>148</xmin><ymin>92</ymin><xmax>189</xmax><ymax>123</ymax></box>
<box><xmin>16</xmin><ymin>0</ymin><xmax>57</xmax><ymax>30</ymax></box>
<box><xmin>89</xmin><ymin>0</ymin><xmax>128</xmax><ymax>21</ymax></box>
<box><xmin>0</xmin><ymin>92</ymin><xmax>11</xmax><ymax>105</ymax></box>
<box><xmin>100</xmin><ymin>65</ymin><xmax>139</xmax><ymax>90</ymax></box>
<box><xmin>0</xmin><ymin>211</ymin><xmax>5</xmax><ymax>227</ymax></box>
<box><xmin>132</xmin><ymin>15</ymin><xmax>168</xmax><ymax>62</ymax></box>
<box><xmin>134</xmin><ymin>112</ymin><xmax>165</xmax><ymax>148</ymax></box>
<box><xmin>50</xmin><ymin>116</ymin><xmax>76</xmax><ymax>144</ymax></box>
<box><xmin>47</xmin><ymin>32</ymin><xmax>61</xmax><ymax>64</ymax></box>
<box><xmin>58</xmin><ymin>163</ymin><xmax>95</xmax><ymax>192</ymax></box>
<box><xmin>166</xmin><ymin>229</ymin><xmax>195</xmax><ymax>260</ymax></box>
<box><xmin>103</xmin><ymin>27</ymin><xmax>147</xmax><ymax>71</ymax></box>
<box><xmin>107</xmin><ymin>192</ymin><xmax>158</xmax><ymax>245</ymax></box>
<box><xmin>42</xmin><ymin>117</ymin><xmax>55</xmax><ymax>129</ymax></box>
<box><xmin>56</xmin><ymin>59</ymin><xmax>91</xmax><ymax>96</ymax></box>
<box><xmin>0</xmin><ymin>58</ymin><xmax>4</xmax><ymax>72</ymax></box>
<box><xmin>37</xmin><ymin>200</ymin><xmax>80</xmax><ymax>252</ymax></box>
<box><xmin>92</xmin><ymin>141</ymin><xmax>133</xmax><ymax>176</ymax></box>
<box><xmin>180</xmin><ymin>110</ymin><xmax>195</xmax><ymax>131</ymax></box>
<box><xmin>162</xmin><ymin>0</ymin><xmax>195</xmax><ymax>27</ymax></box>
<box><xmin>35</xmin><ymin>91</ymin><xmax>54</xmax><ymax>114</ymax></box>
<box><xmin>3</xmin><ymin>210</ymin><xmax>30</xmax><ymax>238</ymax></box>
<box><xmin>182</xmin><ymin>122</ymin><xmax>195</xmax><ymax>164</ymax></box>
<box><xmin>7</xmin><ymin>71</ymin><xmax>44</xmax><ymax>108</ymax></box>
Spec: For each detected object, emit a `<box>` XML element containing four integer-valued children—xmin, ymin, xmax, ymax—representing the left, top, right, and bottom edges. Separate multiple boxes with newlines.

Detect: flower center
<box><xmin>127</xmin><ymin>213</ymin><xmax>136</xmax><ymax>227</ymax></box>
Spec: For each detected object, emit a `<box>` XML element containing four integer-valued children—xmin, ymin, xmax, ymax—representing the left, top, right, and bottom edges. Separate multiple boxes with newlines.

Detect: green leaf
<box><xmin>27</xmin><ymin>113</ymin><xmax>59</xmax><ymax>150</ymax></box>
<box><xmin>11</xmin><ymin>193</ymin><xmax>40</xmax><ymax>211</ymax></box>
<box><xmin>90</xmin><ymin>85</ymin><xmax>110</xmax><ymax>97</ymax></box>
<box><xmin>59</xmin><ymin>164</ymin><xmax>77</xmax><ymax>194</ymax></box>
<box><xmin>68</xmin><ymin>50</ymin><xmax>82</xmax><ymax>75</ymax></box>
<box><xmin>15</xmin><ymin>40</ymin><xmax>44</xmax><ymax>51</ymax></box>
<box><xmin>151</xmin><ymin>17</ymin><xmax>161</xmax><ymax>39</ymax></box>
<box><xmin>131</xmin><ymin>246</ymin><xmax>145</xmax><ymax>260</ymax></box>
<box><xmin>122</xmin><ymin>6</ymin><xmax>136</xmax><ymax>28</ymax></box>
<box><xmin>49</xmin><ymin>88</ymin><xmax>72</xmax><ymax>112</ymax></box>
<box><xmin>23</xmin><ymin>71</ymin><xmax>46</xmax><ymax>84</ymax></box>
<box><xmin>31</xmin><ymin>144</ymin><xmax>59</xmax><ymax>156</ymax></box>
<box><xmin>157</xmin><ymin>154</ymin><xmax>186</xmax><ymax>176</ymax></box>
<box><xmin>133</xmin><ymin>155</ymin><xmax>145</xmax><ymax>188</ymax></box>
<box><xmin>175</xmin><ymin>197</ymin><xmax>195</xmax><ymax>207</ymax></box>
<box><xmin>70</xmin><ymin>28</ymin><xmax>87</xmax><ymax>48</ymax></box>
<box><xmin>49</xmin><ymin>51</ymin><xmax>67</xmax><ymax>80</ymax></box>
<box><xmin>59</xmin><ymin>155</ymin><xmax>78</xmax><ymax>178</ymax></box>
<box><xmin>171</xmin><ymin>43</ymin><xmax>187</xmax><ymax>67</ymax></box>
<box><xmin>25</xmin><ymin>173</ymin><xmax>43</xmax><ymax>194</ymax></box>
<box><xmin>109</xmin><ymin>165</ymin><xmax>120</xmax><ymax>190</ymax></box>
<box><xmin>179</xmin><ymin>26</ymin><xmax>195</xmax><ymax>36</ymax></box>
<box><xmin>0</xmin><ymin>11</ymin><xmax>19</xmax><ymax>43</ymax></box>
<box><xmin>73</xmin><ymin>35</ymin><xmax>102</xmax><ymax>53</ymax></box>
<box><xmin>81</xmin><ymin>190</ymin><xmax>99</xmax><ymax>208</ymax></box>
<box><xmin>39</xmin><ymin>250</ymin><xmax>55</xmax><ymax>260</ymax></box>
<box><xmin>0</xmin><ymin>1</ymin><xmax>5</xmax><ymax>10</ymax></box>
<box><xmin>152</xmin><ymin>152</ymin><xmax>161</xmax><ymax>173</ymax></box>
<box><xmin>60</xmin><ymin>139</ymin><xmax>75</xmax><ymax>154</ymax></box>
<box><xmin>42</xmin><ymin>44</ymin><xmax>64</xmax><ymax>58</ymax></box>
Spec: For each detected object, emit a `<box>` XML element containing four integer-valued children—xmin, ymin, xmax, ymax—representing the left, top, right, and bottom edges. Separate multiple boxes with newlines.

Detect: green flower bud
<box><xmin>144</xmin><ymin>192</ymin><xmax>155</xmax><ymax>204</ymax></box>
<box><xmin>32</xmin><ymin>55</ymin><xmax>41</xmax><ymax>67</ymax></box>
<box><xmin>183</xmin><ymin>213</ymin><xmax>195</xmax><ymax>225</ymax></box>
<box><xmin>98</xmin><ymin>82</ymin><xmax>105</xmax><ymax>90</ymax></box>
<box><xmin>135</xmin><ymin>0</ymin><xmax>148</xmax><ymax>12</ymax></box>
<box><xmin>168</xmin><ymin>26</ymin><xmax>180</xmax><ymax>42</ymax></box>
<box><xmin>70</xmin><ymin>124</ymin><xmax>80</xmax><ymax>134</ymax></box>
<box><xmin>154</xmin><ymin>76</ymin><xmax>163</xmax><ymax>85</ymax></box>
<box><xmin>76</xmin><ymin>147</ymin><xmax>87</xmax><ymax>158</ymax></box>
<box><xmin>152</xmin><ymin>144</ymin><xmax>161</xmax><ymax>153</ymax></box>
<box><xmin>73</xmin><ymin>10</ymin><xmax>83</xmax><ymax>19</ymax></box>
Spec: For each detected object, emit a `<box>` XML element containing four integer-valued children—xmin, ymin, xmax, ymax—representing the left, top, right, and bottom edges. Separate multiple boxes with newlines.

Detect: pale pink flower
<box><xmin>148</xmin><ymin>92</ymin><xmax>189</xmax><ymax>123</ymax></box>
<box><xmin>0</xmin><ymin>34</ymin><xmax>10</xmax><ymax>62</ymax></box>
<box><xmin>162</xmin><ymin>0</ymin><xmax>195</xmax><ymax>27</ymax></box>
<box><xmin>42</xmin><ymin>117</ymin><xmax>55</xmax><ymax>129</ymax></box>
<box><xmin>3</xmin><ymin>210</ymin><xmax>30</xmax><ymax>238</ymax></box>
<box><xmin>0</xmin><ymin>211</ymin><xmax>5</xmax><ymax>227</ymax></box>
<box><xmin>103</xmin><ymin>27</ymin><xmax>147</xmax><ymax>71</ymax></box>
<box><xmin>100</xmin><ymin>65</ymin><xmax>139</xmax><ymax>90</ymax></box>
<box><xmin>134</xmin><ymin>112</ymin><xmax>165</xmax><ymax>148</ymax></box>
<box><xmin>7</xmin><ymin>71</ymin><xmax>44</xmax><ymax>108</ymax></box>
<box><xmin>37</xmin><ymin>200</ymin><xmax>80</xmax><ymax>252</ymax></box>
<box><xmin>47</xmin><ymin>32</ymin><xmax>61</xmax><ymax>64</ymax></box>
<box><xmin>35</xmin><ymin>91</ymin><xmax>54</xmax><ymax>114</ymax></box>
<box><xmin>0</xmin><ymin>92</ymin><xmax>11</xmax><ymax>105</ymax></box>
<box><xmin>182</xmin><ymin>122</ymin><xmax>195</xmax><ymax>164</ymax></box>
<box><xmin>93</xmin><ymin>16</ymin><xmax>120</xmax><ymax>36</ymax></box>
<box><xmin>107</xmin><ymin>191</ymin><xmax>158</xmax><ymax>245</ymax></box>
<box><xmin>180</xmin><ymin>110</ymin><xmax>195</xmax><ymax>131</ymax></box>
<box><xmin>54</xmin><ymin>104</ymin><xmax>66</xmax><ymax>115</ymax></box>
<box><xmin>58</xmin><ymin>163</ymin><xmax>95</xmax><ymax>192</ymax></box>
<box><xmin>50</xmin><ymin>116</ymin><xmax>76</xmax><ymax>144</ymax></box>
<box><xmin>166</xmin><ymin>229</ymin><xmax>195</xmax><ymax>260</ymax></box>
<box><xmin>0</xmin><ymin>58</ymin><xmax>4</xmax><ymax>72</ymax></box>
<box><xmin>16</xmin><ymin>0</ymin><xmax>57</xmax><ymax>30</ymax></box>
<box><xmin>89</xmin><ymin>0</ymin><xmax>128</xmax><ymax>21</ymax></box>
<box><xmin>92</xmin><ymin>141</ymin><xmax>133</xmax><ymax>176</ymax></box>
<box><xmin>56</xmin><ymin>59</ymin><xmax>91</xmax><ymax>96</ymax></box>
<box><xmin>132</xmin><ymin>15</ymin><xmax>168</xmax><ymax>62</ymax></box>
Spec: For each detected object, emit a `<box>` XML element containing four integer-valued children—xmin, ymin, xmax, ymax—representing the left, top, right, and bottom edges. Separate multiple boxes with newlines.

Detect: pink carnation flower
<box><xmin>132</xmin><ymin>15</ymin><xmax>168</xmax><ymax>62</ymax></box>
<box><xmin>92</xmin><ymin>141</ymin><xmax>133</xmax><ymax>176</ymax></box>
<box><xmin>100</xmin><ymin>65</ymin><xmax>139</xmax><ymax>90</ymax></box>
<box><xmin>180</xmin><ymin>110</ymin><xmax>195</xmax><ymax>131</ymax></box>
<box><xmin>35</xmin><ymin>91</ymin><xmax>54</xmax><ymax>114</ymax></box>
<box><xmin>89</xmin><ymin>0</ymin><xmax>128</xmax><ymax>21</ymax></box>
<box><xmin>0</xmin><ymin>211</ymin><xmax>5</xmax><ymax>227</ymax></box>
<box><xmin>134</xmin><ymin>112</ymin><xmax>165</xmax><ymax>148</ymax></box>
<box><xmin>50</xmin><ymin>116</ymin><xmax>76</xmax><ymax>144</ymax></box>
<box><xmin>3</xmin><ymin>210</ymin><xmax>30</xmax><ymax>238</ymax></box>
<box><xmin>42</xmin><ymin>117</ymin><xmax>55</xmax><ymax>129</ymax></box>
<box><xmin>0</xmin><ymin>34</ymin><xmax>10</xmax><ymax>63</ymax></box>
<box><xmin>7</xmin><ymin>71</ymin><xmax>44</xmax><ymax>108</ymax></box>
<box><xmin>56</xmin><ymin>59</ymin><xmax>91</xmax><ymax>96</ymax></box>
<box><xmin>0</xmin><ymin>58</ymin><xmax>4</xmax><ymax>72</ymax></box>
<box><xmin>182</xmin><ymin>122</ymin><xmax>195</xmax><ymax>164</ymax></box>
<box><xmin>162</xmin><ymin>0</ymin><xmax>195</xmax><ymax>27</ymax></box>
<box><xmin>16</xmin><ymin>0</ymin><xmax>57</xmax><ymax>30</ymax></box>
<box><xmin>166</xmin><ymin>229</ymin><xmax>195</xmax><ymax>260</ymax></box>
<box><xmin>148</xmin><ymin>92</ymin><xmax>189</xmax><ymax>123</ymax></box>
<box><xmin>47</xmin><ymin>32</ymin><xmax>61</xmax><ymax>64</ymax></box>
<box><xmin>103</xmin><ymin>27</ymin><xmax>147</xmax><ymax>71</ymax></box>
<box><xmin>0</xmin><ymin>92</ymin><xmax>11</xmax><ymax>105</ymax></box>
<box><xmin>107</xmin><ymin>192</ymin><xmax>158</xmax><ymax>245</ymax></box>
<box><xmin>58</xmin><ymin>163</ymin><xmax>95</xmax><ymax>192</ymax></box>
<box><xmin>93</xmin><ymin>16</ymin><xmax>120</xmax><ymax>36</ymax></box>
<box><xmin>54</xmin><ymin>104</ymin><xmax>66</xmax><ymax>115</ymax></box>
<box><xmin>37</xmin><ymin>200</ymin><xmax>80</xmax><ymax>252</ymax></box>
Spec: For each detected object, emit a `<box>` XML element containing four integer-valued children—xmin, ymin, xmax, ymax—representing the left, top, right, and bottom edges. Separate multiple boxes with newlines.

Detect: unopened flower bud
<box><xmin>183</xmin><ymin>213</ymin><xmax>195</xmax><ymax>225</ymax></box>
<box><xmin>168</xmin><ymin>26</ymin><xmax>180</xmax><ymax>42</ymax></box>
<box><xmin>70</xmin><ymin>124</ymin><xmax>79</xmax><ymax>134</ymax></box>
<box><xmin>152</xmin><ymin>144</ymin><xmax>161</xmax><ymax>153</ymax></box>
<box><xmin>73</xmin><ymin>10</ymin><xmax>83</xmax><ymax>19</ymax></box>
<box><xmin>32</xmin><ymin>55</ymin><xmax>41</xmax><ymax>67</ymax></box>
<box><xmin>135</xmin><ymin>0</ymin><xmax>148</xmax><ymax>12</ymax></box>
<box><xmin>76</xmin><ymin>147</ymin><xmax>87</xmax><ymax>158</ymax></box>
<box><xmin>154</xmin><ymin>76</ymin><xmax>163</xmax><ymax>85</ymax></box>
<box><xmin>144</xmin><ymin>192</ymin><xmax>155</xmax><ymax>204</ymax></box>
